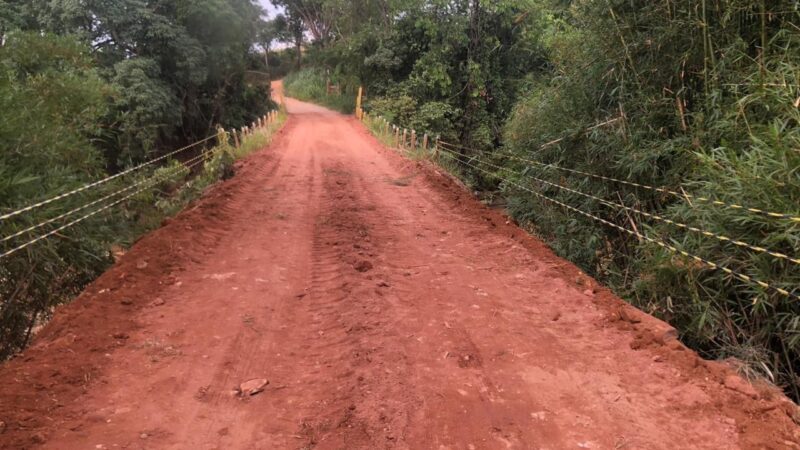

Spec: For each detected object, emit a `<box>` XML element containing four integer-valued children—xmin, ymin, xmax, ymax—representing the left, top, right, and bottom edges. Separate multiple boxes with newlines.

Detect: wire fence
<box><xmin>0</xmin><ymin>110</ymin><xmax>281</xmax><ymax>260</ymax></box>
<box><xmin>358</xmin><ymin>110</ymin><xmax>799</xmax><ymax>303</ymax></box>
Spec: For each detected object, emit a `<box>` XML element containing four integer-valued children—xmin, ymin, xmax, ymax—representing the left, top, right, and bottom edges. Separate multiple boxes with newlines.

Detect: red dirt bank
<box><xmin>0</xmin><ymin>91</ymin><xmax>798</xmax><ymax>449</ymax></box>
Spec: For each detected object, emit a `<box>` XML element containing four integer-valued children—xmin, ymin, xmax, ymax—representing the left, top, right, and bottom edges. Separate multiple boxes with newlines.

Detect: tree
<box><xmin>273</xmin><ymin>0</ymin><xmax>332</xmax><ymax>43</ymax></box>
<box><xmin>9</xmin><ymin>0</ymin><xmax>270</xmax><ymax>165</ymax></box>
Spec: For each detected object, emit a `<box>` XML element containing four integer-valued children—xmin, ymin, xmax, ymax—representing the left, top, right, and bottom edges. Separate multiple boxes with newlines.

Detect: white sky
<box><xmin>257</xmin><ymin>1</ymin><xmax>284</xmax><ymax>18</ymax></box>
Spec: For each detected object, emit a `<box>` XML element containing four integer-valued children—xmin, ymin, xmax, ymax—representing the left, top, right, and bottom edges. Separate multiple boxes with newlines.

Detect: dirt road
<box><xmin>0</xmin><ymin>85</ymin><xmax>798</xmax><ymax>449</ymax></box>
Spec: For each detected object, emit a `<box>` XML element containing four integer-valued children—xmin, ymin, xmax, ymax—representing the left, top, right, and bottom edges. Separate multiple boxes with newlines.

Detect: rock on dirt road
<box><xmin>0</xmin><ymin>83</ymin><xmax>798</xmax><ymax>449</ymax></box>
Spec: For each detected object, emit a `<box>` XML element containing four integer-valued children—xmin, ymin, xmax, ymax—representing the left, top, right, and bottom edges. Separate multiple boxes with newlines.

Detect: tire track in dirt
<box><xmin>292</xmin><ymin>158</ymin><xmax>419</xmax><ymax>448</ymax></box>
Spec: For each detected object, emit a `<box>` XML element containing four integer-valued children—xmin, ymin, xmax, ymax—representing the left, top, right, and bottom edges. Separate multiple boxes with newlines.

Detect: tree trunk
<box><xmin>295</xmin><ymin>35</ymin><xmax>302</xmax><ymax>69</ymax></box>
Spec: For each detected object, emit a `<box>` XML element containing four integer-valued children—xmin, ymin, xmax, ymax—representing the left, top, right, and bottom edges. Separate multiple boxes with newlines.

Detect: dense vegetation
<box><xmin>284</xmin><ymin>67</ymin><xmax>356</xmax><ymax>113</ymax></box>
<box><xmin>279</xmin><ymin>0</ymin><xmax>800</xmax><ymax>398</ymax></box>
<box><xmin>0</xmin><ymin>1</ymin><xmax>279</xmax><ymax>359</ymax></box>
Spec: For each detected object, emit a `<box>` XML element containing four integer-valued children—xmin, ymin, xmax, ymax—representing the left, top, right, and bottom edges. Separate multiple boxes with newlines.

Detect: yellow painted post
<box><xmin>216</xmin><ymin>127</ymin><xmax>226</xmax><ymax>147</ymax></box>
<box><xmin>356</xmin><ymin>86</ymin><xmax>363</xmax><ymax>119</ymax></box>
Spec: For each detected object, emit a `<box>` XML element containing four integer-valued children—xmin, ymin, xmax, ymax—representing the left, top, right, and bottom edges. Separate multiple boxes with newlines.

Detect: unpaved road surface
<box><xmin>1</xmin><ymin>84</ymin><xmax>798</xmax><ymax>449</ymax></box>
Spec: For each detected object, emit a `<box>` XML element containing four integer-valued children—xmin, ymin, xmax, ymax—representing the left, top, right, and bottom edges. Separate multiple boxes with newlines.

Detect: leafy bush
<box><xmin>0</xmin><ymin>32</ymin><xmax>114</xmax><ymax>357</ymax></box>
<box><xmin>283</xmin><ymin>67</ymin><xmax>355</xmax><ymax>113</ymax></box>
<box><xmin>503</xmin><ymin>0</ymin><xmax>800</xmax><ymax>398</ymax></box>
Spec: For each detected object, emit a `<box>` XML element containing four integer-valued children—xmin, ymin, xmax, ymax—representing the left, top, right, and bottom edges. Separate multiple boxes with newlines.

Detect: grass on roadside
<box><xmin>283</xmin><ymin>68</ymin><xmax>356</xmax><ymax>114</ymax></box>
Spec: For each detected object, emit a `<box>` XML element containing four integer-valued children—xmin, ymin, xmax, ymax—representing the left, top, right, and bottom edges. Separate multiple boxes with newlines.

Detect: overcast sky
<box><xmin>257</xmin><ymin>0</ymin><xmax>283</xmax><ymax>18</ymax></box>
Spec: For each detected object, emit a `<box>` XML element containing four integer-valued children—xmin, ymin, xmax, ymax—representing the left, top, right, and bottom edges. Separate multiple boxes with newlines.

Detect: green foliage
<box><xmin>284</xmin><ymin>67</ymin><xmax>356</xmax><ymax>113</ymax></box>
<box><xmin>4</xmin><ymin>0</ymin><xmax>272</xmax><ymax>165</ymax></box>
<box><xmin>0</xmin><ymin>33</ymin><xmax>115</xmax><ymax>357</ymax></box>
<box><xmin>503</xmin><ymin>0</ymin><xmax>800</xmax><ymax>397</ymax></box>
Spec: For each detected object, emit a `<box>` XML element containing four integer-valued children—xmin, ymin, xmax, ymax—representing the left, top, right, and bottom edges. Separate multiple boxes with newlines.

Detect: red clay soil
<box><xmin>1</xmin><ymin>84</ymin><xmax>799</xmax><ymax>450</ymax></box>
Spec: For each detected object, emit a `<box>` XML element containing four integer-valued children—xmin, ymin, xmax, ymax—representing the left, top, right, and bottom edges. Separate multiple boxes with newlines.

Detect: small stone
<box><xmin>136</xmin><ymin>260</ymin><xmax>148</xmax><ymax>270</ymax></box>
<box><xmin>31</xmin><ymin>433</ymin><xmax>46</xmax><ymax>444</ymax></box>
<box><xmin>151</xmin><ymin>298</ymin><xmax>165</xmax><ymax>307</ymax></box>
<box><xmin>120</xmin><ymin>298</ymin><xmax>134</xmax><ymax>306</ymax></box>
<box><xmin>721</xmin><ymin>417</ymin><xmax>736</xmax><ymax>426</ymax></box>
<box><xmin>112</xmin><ymin>333</ymin><xmax>129</xmax><ymax>340</ymax></box>
<box><xmin>237</xmin><ymin>378</ymin><xmax>269</xmax><ymax>397</ymax></box>
<box><xmin>653</xmin><ymin>355</ymin><xmax>664</xmax><ymax>363</ymax></box>
<box><xmin>583</xmin><ymin>289</ymin><xmax>595</xmax><ymax>297</ymax></box>
<box><xmin>140</xmin><ymin>433</ymin><xmax>148</xmax><ymax>439</ymax></box>
<box><xmin>530</xmin><ymin>411</ymin><xmax>546</xmax><ymax>420</ymax></box>
<box><xmin>551</xmin><ymin>312</ymin><xmax>562</xmax><ymax>322</ymax></box>
<box><xmin>0</xmin><ymin>420</ymin><xmax>6</xmax><ymax>433</ymax></box>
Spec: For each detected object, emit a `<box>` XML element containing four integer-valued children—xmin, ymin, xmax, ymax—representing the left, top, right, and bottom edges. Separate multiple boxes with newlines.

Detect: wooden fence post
<box><xmin>402</xmin><ymin>129</ymin><xmax>407</xmax><ymax>149</ymax></box>
<box><xmin>356</xmin><ymin>86</ymin><xmax>363</xmax><ymax>120</ymax></box>
<box><xmin>410</xmin><ymin>130</ymin><xmax>416</xmax><ymax>151</ymax></box>
<box><xmin>233</xmin><ymin>129</ymin><xmax>240</xmax><ymax>148</ymax></box>
<box><xmin>422</xmin><ymin>133</ymin><xmax>428</xmax><ymax>152</ymax></box>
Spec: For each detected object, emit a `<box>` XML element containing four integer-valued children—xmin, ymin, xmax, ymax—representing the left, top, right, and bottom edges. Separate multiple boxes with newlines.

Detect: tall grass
<box><xmin>283</xmin><ymin>68</ymin><xmax>356</xmax><ymax>113</ymax></box>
